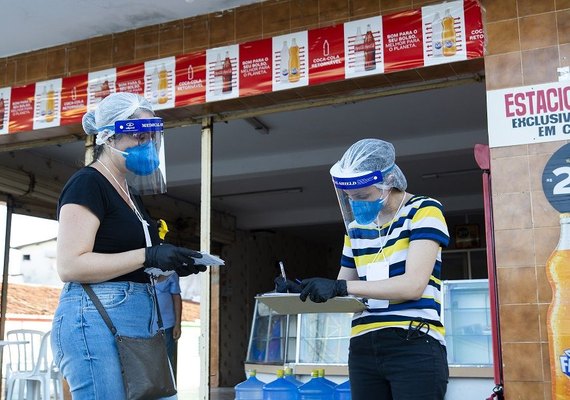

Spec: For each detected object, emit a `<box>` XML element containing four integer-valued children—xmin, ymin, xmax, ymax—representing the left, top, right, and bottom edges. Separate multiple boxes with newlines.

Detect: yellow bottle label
<box><xmin>546</xmin><ymin>245</ymin><xmax>570</xmax><ymax>398</ymax></box>
<box><xmin>288</xmin><ymin>45</ymin><xmax>300</xmax><ymax>83</ymax></box>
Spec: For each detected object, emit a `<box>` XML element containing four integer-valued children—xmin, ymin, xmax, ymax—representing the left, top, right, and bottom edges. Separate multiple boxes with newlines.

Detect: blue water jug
<box><xmin>333</xmin><ymin>380</ymin><xmax>351</xmax><ymax>400</ymax></box>
<box><xmin>317</xmin><ymin>369</ymin><xmax>337</xmax><ymax>389</ymax></box>
<box><xmin>284</xmin><ymin>367</ymin><xmax>303</xmax><ymax>387</ymax></box>
<box><xmin>298</xmin><ymin>370</ymin><xmax>334</xmax><ymax>400</ymax></box>
<box><xmin>235</xmin><ymin>370</ymin><xmax>265</xmax><ymax>400</ymax></box>
<box><xmin>263</xmin><ymin>369</ymin><xmax>298</xmax><ymax>400</ymax></box>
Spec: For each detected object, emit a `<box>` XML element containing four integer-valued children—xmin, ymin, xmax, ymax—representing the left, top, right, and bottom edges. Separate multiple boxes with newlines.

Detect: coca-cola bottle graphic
<box><xmin>354</xmin><ymin>26</ymin><xmax>365</xmax><ymax>72</ymax></box>
<box><xmin>214</xmin><ymin>54</ymin><xmax>223</xmax><ymax>95</ymax></box>
<box><xmin>364</xmin><ymin>24</ymin><xmax>376</xmax><ymax>71</ymax></box>
<box><xmin>0</xmin><ymin>95</ymin><xmax>5</xmax><ymax>130</ymax></box>
<box><xmin>222</xmin><ymin>51</ymin><xmax>233</xmax><ymax>93</ymax></box>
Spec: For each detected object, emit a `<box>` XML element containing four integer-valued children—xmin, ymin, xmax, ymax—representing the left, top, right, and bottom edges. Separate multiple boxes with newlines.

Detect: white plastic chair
<box><xmin>4</xmin><ymin>329</ymin><xmax>62</xmax><ymax>400</ymax></box>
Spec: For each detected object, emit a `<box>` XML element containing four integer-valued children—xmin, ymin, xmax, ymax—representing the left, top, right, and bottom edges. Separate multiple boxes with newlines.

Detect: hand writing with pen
<box><xmin>274</xmin><ymin>276</ymin><xmax>348</xmax><ymax>303</ymax></box>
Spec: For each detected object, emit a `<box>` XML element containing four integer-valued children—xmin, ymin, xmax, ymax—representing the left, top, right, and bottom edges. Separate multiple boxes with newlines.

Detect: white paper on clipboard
<box><xmin>256</xmin><ymin>292</ymin><xmax>366</xmax><ymax>315</ymax></box>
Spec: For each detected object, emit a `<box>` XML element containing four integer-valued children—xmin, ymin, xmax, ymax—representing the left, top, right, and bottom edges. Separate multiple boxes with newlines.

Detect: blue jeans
<box><xmin>348</xmin><ymin>328</ymin><xmax>449</xmax><ymax>400</ymax></box>
<box><xmin>51</xmin><ymin>282</ymin><xmax>177</xmax><ymax>400</ymax></box>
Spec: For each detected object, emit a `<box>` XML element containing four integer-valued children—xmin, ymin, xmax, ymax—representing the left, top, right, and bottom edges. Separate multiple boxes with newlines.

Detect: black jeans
<box><xmin>348</xmin><ymin>328</ymin><xmax>449</xmax><ymax>400</ymax></box>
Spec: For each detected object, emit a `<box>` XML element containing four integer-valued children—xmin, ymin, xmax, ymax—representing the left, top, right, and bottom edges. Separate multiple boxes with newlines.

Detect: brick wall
<box><xmin>482</xmin><ymin>0</ymin><xmax>570</xmax><ymax>398</ymax></box>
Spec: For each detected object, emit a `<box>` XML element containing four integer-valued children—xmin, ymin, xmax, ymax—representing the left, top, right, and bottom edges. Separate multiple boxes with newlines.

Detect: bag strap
<box><xmin>149</xmin><ymin>275</ymin><xmax>164</xmax><ymax>330</ymax></box>
<box><xmin>82</xmin><ymin>282</ymin><xmax>164</xmax><ymax>336</ymax></box>
<box><xmin>82</xmin><ymin>283</ymin><xmax>118</xmax><ymax>335</ymax></box>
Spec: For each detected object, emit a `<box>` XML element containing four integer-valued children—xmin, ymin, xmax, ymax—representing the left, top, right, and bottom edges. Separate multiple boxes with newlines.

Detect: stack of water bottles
<box><xmin>234</xmin><ymin>368</ymin><xmax>351</xmax><ymax>400</ymax></box>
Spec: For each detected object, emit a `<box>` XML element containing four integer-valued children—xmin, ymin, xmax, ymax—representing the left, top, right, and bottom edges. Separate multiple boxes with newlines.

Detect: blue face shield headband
<box><xmin>112</xmin><ymin>118</ymin><xmax>163</xmax><ymax>176</ymax></box>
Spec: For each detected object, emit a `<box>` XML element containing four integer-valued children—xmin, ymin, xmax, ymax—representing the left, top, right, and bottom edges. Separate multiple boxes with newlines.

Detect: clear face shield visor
<box><xmin>331</xmin><ymin>169</ymin><xmax>391</xmax><ymax>233</ymax></box>
<box><xmin>114</xmin><ymin>118</ymin><xmax>167</xmax><ymax>195</ymax></box>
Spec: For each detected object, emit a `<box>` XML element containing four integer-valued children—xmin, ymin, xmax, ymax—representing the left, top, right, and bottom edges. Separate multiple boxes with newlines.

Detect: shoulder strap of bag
<box><xmin>82</xmin><ymin>282</ymin><xmax>164</xmax><ymax>334</ymax></box>
<box><xmin>82</xmin><ymin>283</ymin><xmax>118</xmax><ymax>335</ymax></box>
<box><xmin>149</xmin><ymin>275</ymin><xmax>164</xmax><ymax>330</ymax></box>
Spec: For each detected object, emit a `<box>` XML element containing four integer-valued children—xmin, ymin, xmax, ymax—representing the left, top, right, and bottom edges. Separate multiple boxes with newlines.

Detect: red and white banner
<box><xmin>4</xmin><ymin>0</ymin><xmax>483</xmax><ymax>134</ymax></box>
<box><xmin>61</xmin><ymin>74</ymin><xmax>88</xmax><ymax>126</ymax></box>
<box><xmin>309</xmin><ymin>25</ymin><xmax>345</xmax><ymax>86</ymax></box>
<box><xmin>239</xmin><ymin>39</ymin><xmax>272</xmax><ymax>97</ymax></box>
<box><xmin>116</xmin><ymin>64</ymin><xmax>145</xmax><ymax>96</ymax></box>
<box><xmin>487</xmin><ymin>81</ymin><xmax>570</xmax><ymax>148</ymax></box>
<box><xmin>9</xmin><ymin>85</ymin><xmax>35</xmax><ymax>133</ymax></box>
<box><xmin>175</xmin><ymin>52</ymin><xmax>207</xmax><ymax>107</ymax></box>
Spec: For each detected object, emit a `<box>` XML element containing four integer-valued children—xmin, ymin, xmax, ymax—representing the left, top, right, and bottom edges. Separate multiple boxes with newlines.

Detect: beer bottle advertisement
<box><xmin>144</xmin><ymin>57</ymin><xmax>175</xmax><ymax>110</ymax></box>
<box><xmin>272</xmin><ymin>32</ymin><xmax>308</xmax><ymax>92</ymax></box>
<box><xmin>205</xmin><ymin>45</ymin><xmax>239</xmax><ymax>102</ymax></box>
<box><xmin>33</xmin><ymin>78</ymin><xmax>62</xmax><ymax>130</ymax></box>
<box><xmin>542</xmin><ymin>142</ymin><xmax>570</xmax><ymax>399</ymax></box>
<box><xmin>421</xmin><ymin>1</ymin><xmax>467</xmax><ymax>66</ymax></box>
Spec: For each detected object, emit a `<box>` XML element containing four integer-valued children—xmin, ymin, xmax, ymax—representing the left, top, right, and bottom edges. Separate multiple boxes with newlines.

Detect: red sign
<box><xmin>175</xmin><ymin>52</ymin><xmax>207</xmax><ymax>107</ymax></box>
<box><xmin>61</xmin><ymin>75</ymin><xmax>88</xmax><ymax>126</ymax></box>
<box><xmin>308</xmin><ymin>25</ymin><xmax>345</xmax><ymax>86</ymax></box>
<box><xmin>464</xmin><ymin>0</ymin><xmax>484</xmax><ymax>60</ymax></box>
<box><xmin>239</xmin><ymin>39</ymin><xmax>272</xmax><ymax>97</ymax></box>
<box><xmin>116</xmin><ymin>64</ymin><xmax>145</xmax><ymax>95</ymax></box>
<box><xmin>383</xmin><ymin>10</ymin><xmax>424</xmax><ymax>72</ymax></box>
<box><xmin>9</xmin><ymin>85</ymin><xmax>35</xmax><ymax>133</ymax></box>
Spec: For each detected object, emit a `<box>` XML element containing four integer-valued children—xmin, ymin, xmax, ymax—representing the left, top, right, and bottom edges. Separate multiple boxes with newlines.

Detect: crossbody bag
<box><xmin>82</xmin><ymin>281</ymin><xmax>177</xmax><ymax>400</ymax></box>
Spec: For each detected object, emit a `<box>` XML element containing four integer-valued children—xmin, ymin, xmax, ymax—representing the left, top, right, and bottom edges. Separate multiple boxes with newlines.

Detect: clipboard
<box><xmin>256</xmin><ymin>292</ymin><xmax>366</xmax><ymax>315</ymax></box>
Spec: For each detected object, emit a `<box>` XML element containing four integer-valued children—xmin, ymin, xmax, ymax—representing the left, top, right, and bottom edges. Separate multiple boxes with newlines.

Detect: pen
<box><xmin>279</xmin><ymin>261</ymin><xmax>288</xmax><ymax>293</ymax></box>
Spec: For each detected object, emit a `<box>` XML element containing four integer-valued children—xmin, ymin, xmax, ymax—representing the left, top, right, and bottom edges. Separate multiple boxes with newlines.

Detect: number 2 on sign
<box><xmin>553</xmin><ymin>166</ymin><xmax>570</xmax><ymax>195</ymax></box>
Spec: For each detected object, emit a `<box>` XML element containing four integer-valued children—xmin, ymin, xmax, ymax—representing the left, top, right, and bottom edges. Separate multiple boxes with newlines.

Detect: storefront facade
<box><xmin>0</xmin><ymin>0</ymin><xmax>568</xmax><ymax>399</ymax></box>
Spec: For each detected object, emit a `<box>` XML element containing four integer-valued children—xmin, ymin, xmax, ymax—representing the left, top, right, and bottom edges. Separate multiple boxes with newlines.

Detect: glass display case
<box><xmin>246</xmin><ymin>279</ymin><xmax>493</xmax><ymax>369</ymax></box>
<box><xmin>443</xmin><ymin>279</ymin><xmax>493</xmax><ymax>366</ymax></box>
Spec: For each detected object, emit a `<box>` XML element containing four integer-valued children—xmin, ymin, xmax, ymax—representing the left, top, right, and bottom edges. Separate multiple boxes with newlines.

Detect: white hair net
<box><xmin>82</xmin><ymin>92</ymin><xmax>154</xmax><ymax>145</ymax></box>
<box><xmin>331</xmin><ymin>138</ymin><xmax>407</xmax><ymax>191</ymax></box>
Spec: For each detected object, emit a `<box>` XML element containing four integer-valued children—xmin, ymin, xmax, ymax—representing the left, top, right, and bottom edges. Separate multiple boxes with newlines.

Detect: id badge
<box><xmin>366</xmin><ymin>261</ymin><xmax>389</xmax><ymax>309</ymax></box>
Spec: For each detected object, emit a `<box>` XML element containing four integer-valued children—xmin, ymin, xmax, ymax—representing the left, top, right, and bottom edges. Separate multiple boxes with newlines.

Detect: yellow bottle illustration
<box><xmin>45</xmin><ymin>85</ymin><xmax>55</xmax><ymax>123</ymax></box>
<box><xmin>547</xmin><ymin>213</ymin><xmax>570</xmax><ymax>399</ymax></box>
<box><xmin>288</xmin><ymin>38</ymin><xmax>300</xmax><ymax>83</ymax></box>
<box><xmin>158</xmin><ymin>64</ymin><xmax>168</xmax><ymax>104</ymax></box>
<box><xmin>442</xmin><ymin>9</ymin><xmax>456</xmax><ymax>57</ymax></box>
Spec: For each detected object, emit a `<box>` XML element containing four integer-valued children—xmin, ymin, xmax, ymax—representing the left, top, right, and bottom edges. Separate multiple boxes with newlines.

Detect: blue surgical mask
<box><xmin>122</xmin><ymin>141</ymin><xmax>160</xmax><ymax>176</ymax></box>
<box><xmin>349</xmin><ymin>198</ymin><xmax>386</xmax><ymax>225</ymax></box>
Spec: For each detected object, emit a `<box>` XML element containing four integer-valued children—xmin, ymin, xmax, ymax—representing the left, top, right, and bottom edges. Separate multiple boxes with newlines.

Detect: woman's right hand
<box><xmin>144</xmin><ymin>244</ymin><xmax>205</xmax><ymax>275</ymax></box>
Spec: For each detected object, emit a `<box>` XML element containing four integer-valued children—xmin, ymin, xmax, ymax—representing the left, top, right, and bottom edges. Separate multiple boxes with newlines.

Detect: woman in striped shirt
<box><xmin>298</xmin><ymin>139</ymin><xmax>450</xmax><ymax>400</ymax></box>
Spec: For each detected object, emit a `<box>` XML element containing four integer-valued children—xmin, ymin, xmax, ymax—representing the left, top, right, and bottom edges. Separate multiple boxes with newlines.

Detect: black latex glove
<box><xmin>175</xmin><ymin>264</ymin><xmax>207</xmax><ymax>277</ymax></box>
<box><xmin>274</xmin><ymin>276</ymin><xmax>302</xmax><ymax>293</ymax></box>
<box><xmin>299</xmin><ymin>278</ymin><xmax>348</xmax><ymax>303</ymax></box>
<box><xmin>144</xmin><ymin>244</ymin><xmax>205</xmax><ymax>275</ymax></box>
